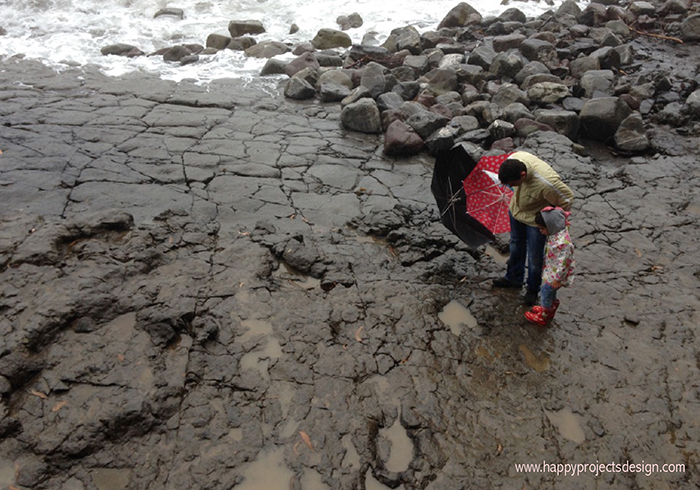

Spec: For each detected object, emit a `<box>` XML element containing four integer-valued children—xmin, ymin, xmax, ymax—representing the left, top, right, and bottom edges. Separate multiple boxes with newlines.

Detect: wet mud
<box><xmin>0</xmin><ymin>41</ymin><xmax>699</xmax><ymax>490</ymax></box>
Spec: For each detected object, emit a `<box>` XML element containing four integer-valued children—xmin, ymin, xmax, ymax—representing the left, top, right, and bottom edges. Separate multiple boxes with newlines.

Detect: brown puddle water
<box><xmin>438</xmin><ymin>300</ymin><xmax>478</xmax><ymax>336</ymax></box>
<box><xmin>544</xmin><ymin>407</ymin><xmax>586</xmax><ymax>444</ymax></box>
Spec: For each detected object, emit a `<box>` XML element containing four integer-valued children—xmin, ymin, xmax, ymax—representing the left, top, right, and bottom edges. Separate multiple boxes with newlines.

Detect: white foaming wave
<box><xmin>0</xmin><ymin>0</ymin><xmax>574</xmax><ymax>83</ymax></box>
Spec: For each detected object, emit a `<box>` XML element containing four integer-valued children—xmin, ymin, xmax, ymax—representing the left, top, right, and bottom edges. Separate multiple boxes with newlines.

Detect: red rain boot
<box><xmin>525</xmin><ymin>306</ymin><xmax>556</xmax><ymax>326</ymax></box>
<box><xmin>531</xmin><ymin>299</ymin><xmax>560</xmax><ymax>314</ymax></box>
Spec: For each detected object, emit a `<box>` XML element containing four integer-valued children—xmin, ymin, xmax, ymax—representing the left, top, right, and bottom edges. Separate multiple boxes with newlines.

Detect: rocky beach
<box><xmin>1</xmin><ymin>1</ymin><xmax>699</xmax><ymax>489</ymax></box>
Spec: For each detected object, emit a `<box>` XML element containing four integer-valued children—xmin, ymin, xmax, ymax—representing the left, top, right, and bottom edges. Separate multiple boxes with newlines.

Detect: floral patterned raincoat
<box><xmin>542</xmin><ymin>224</ymin><xmax>575</xmax><ymax>287</ymax></box>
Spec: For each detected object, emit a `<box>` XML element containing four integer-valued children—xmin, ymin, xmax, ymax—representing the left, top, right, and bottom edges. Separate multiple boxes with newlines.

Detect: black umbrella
<box><xmin>431</xmin><ymin>143</ymin><xmax>495</xmax><ymax>249</ymax></box>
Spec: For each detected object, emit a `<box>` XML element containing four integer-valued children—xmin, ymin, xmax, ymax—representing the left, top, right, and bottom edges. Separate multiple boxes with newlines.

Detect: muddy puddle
<box><xmin>438</xmin><ymin>299</ymin><xmax>478</xmax><ymax>335</ymax></box>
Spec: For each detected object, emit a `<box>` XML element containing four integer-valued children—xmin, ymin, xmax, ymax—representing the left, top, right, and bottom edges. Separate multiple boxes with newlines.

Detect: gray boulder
<box><xmin>437</xmin><ymin>2</ymin><xmax>483</xmax><ymax>28</ymax></box>
<box><xmin>228</xmin><ymin>36</ymin><xmax>257</xmax><ymax>51</ymax></box>
<box><xmin>514</xmin><ymin>118</ymin><xmax>555</xmax><ymax>138</ymax></box>
<box><xmin>425</xmin><ymin>127</ymin><xmax>457</xmax><ymax>155</ymax></box>
<box><xmin>614</xmin><ymin>113</ymin><xmax>650</xmax><ymax>151</ymax></box>
<box><xmin>205</xmin><ymin>34</ymin><xmax>231</xmax><ymax>50</ymax></box>
<box><xmin>154</xmin><ymin>8</ymin><xmax>184</xmax><ymax>19</ymax></box>
<box><xmin>284</xmin><ymin>78</ymin><xmax>317</xmax><ymax>100</ymax></box>
<box><xmin>377</xmin><ymin>92</ymin><xmax>405</xmax><ymax>112</ymax></box>
<box><xmin>519</xmin><ymin>39</ymin><xmax>558</xmax><ymax>68</ymax></box>
<box><xmin>488</xmin><ymin>120</ymin><xmax>516</xmax><ymax>140</ymax></box>
<box><xmin>101</xmin><ymin>44</ymin><xmax>139</xmax><ymax>56</ymax></box>
<box><xmin>448</xmin><ymin>115</ymin><xmax>480</xmax><ymax>135</ymax></box>
<box><xmin>163</xmin><ymin>46</ymin><xmax>192</xmax><ymax>62</ymax></box>
<box><xmin>341</xmin><ymin>98</ymin><xmax>383</xmax><ymax>133</ymax></box>
<box><xmin>384</xmin><ymin>26</ymin><xmax>422</xmax><ymax>55</ymax></box>
<box><xmin>492</xmin><ymin>83</ymin><xmax>530</xmax><ymax>108</ymax></box>
<box><xmin>681</xmin><ymin>13</ymin><xmax>700</xmax><ymax>41</ymax></box>
<box><xmin>319</xmin><ymin>83</ymin><xmax>351</xmax><ymax>102</ymax></box>
<box><xmin>419</xmin><ymin>68</ymin><xmax>459</xmax><ymax>95</ymax></box>
<box><xmin>570</xmin><ymin>56</ymin><xmax>601</xmax><ymax>78</ymax></box>
<box><xmin>515</xmin><ymin>61</ymin><xmax>550</xmax><ymax>85</ymax></box>
<box><xmin>579</xmin><ymin>97</ymin><xmax>633</xmax><ymax>141</ymax></box>
<box><xmin>493</xmin><ymin>33</ymin><xmax>526</xmax><ymax>52</ymax></box>
<box><xmin>311</xmin><ymin>28</ymin><xmax>352</xmax><ymax>50</ymax></box>
<box><xmin>580</xmin><ymin>69</ymin><xmax>615</xmax><ymax>98</ymax></box>
<box><xmin>341</xmin><ymin>86</ymin><xmax>372</xmax><ymax>108</ymax></box>
<box><xmin>455</xmin><ymin>64</ymin><xmax>485</xmax><ymax>86</ymax></box>
<box><xmin>285</xmin><ymin>52</ymin><xmax>320</xmax><ymax>77</ymax></box>
<box><xmin>468</xmin><ymin>45</ymin><xmax>496</xmax><ymax>70</ymax></box>
<box><xmin>361</xmin><ymin>62</ymin><xmax>389</xmax><ymax>99</ymax></box>
<box><xmin>489</xmin><ymin>51</ymin><xmax>526</xmax><ymax>79</ymax></box>
<box><xmin>589</xmin><ymin>46</ymin><xmax>621</xmax><ymax>69</ymax></box>
<box><xmin>260</xmin><ymin>58</ymin><xmax>287</xmax><ymax>76</ymax></box>
<box><xmin>535</xmin><ymin>109</ymin><xmax>579</xmax><ymax>140</ymax></box>
<box><xmin>383</xmin><ymin>120</ymin><xmax>424</xmax><ymax>156</ymax></box>
<box><xmin>316</xmin><ymin>70</ymin><xmax>353</xmax><ymax>91</ymax></box>
<box><xmin>503</xmin><ymin>102</ymin><xmax>534</xmax><ymax>123</ymax></box>
<box><xmin>528</xmin><ymin>82</ymin><xmax>570</xmax><ymax>105</ymax></box>
<box><xmin>244</xmin><ymin>41</ymin><xmax>290</xmax><ymax>58</ymax></box>
<box><xmin>683</xmin><ymin>89</ymin><xmax>700</xmax><ymax>117</ymax></box>
<box><xmin>405</xmin><ymin>111</ymin><xmax>450</xmax><ymax>140</ymax></box>
<box><xmin>228</xmin><ymin>20</ymin><xmax>265</xmax><ymax>37</ymax></box>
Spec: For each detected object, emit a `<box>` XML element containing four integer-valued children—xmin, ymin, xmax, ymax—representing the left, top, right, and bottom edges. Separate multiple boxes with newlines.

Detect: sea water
<box><xmin>0</xmin><ymin>0</ymin><xmax>578</xmax><ymax>83</ymax></box>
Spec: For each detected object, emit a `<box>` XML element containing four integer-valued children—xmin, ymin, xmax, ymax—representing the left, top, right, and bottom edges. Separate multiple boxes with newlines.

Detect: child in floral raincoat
<box><xmin>525</xmin><ymin>206</ymin><xmax>575</xmax><ymax>326</ymax></box>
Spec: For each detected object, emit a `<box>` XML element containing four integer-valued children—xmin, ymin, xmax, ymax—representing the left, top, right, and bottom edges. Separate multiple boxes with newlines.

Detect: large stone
<box><xmin>154</xmin><ymin>8</ymin><xmax>184</xmax><ymax>19</ymax></box>
<box><xmin>534</xmin><ymin>109</ymin><xmax>579</xmax><ymax>140</ymax></box>
<box><xmin>418</xmin><ymin>68</ymin><xmax>459</xmax><ymax>95</ymax></box>
<box><xmin>405</xmin><ymin>111</ymin><xmax>449</xmax><ymax>140</ymax></box>
<box><xmin>515</xmin><ymin>61</ymin><xmax>550</xmax><ymax>85</ymax></box>
<box><xmin>384</xmin><ymin>26</ymin><xmax>422</xmax><ymax>55</ymax></box>
<box><xmin>681</xmin><ymin>13</ymin><xmax>700</xmax><ymax>41</ymax></box>
<box><xmin>284</xmin><ymin>78</ymin><xmax>317</xmax><ymax>100</ymax></box>
<box><xmin>101</xmin><ymin>44</ymin><xmax>139</xmax><ymax>56</ymax></box>
<box><xmin>528</xmin><ymin>82</ymin><xmax>570</xmax><ymax>105</ymax></box>
<box><xmin>361</xmin><ymin>62</ymin><xmax>389</xmax><ymax>99</ymax></box>
<box><xmin>244</xmin><ymin>41</ymin><xmax>290</xmax><ymax>58</ymax></box>
<box><xmin>437</xmin><ymin>2</ymin><xmax>483</xmax><ymax>29</ymax></box>
<box><xmin>468</xmin><ymin>45</ymin><xmax>496</xmax><ymax>70</ymax></box>
<box><xmin>514</xmin><ymin>117</ymin><xmax>555</xmax><ymax>138</ymax></box>
<box><xmin>493</xmin><ymin>33</ymin><xmax>526</xmax><ymax>52</ymax></box>
<box><xmin>311</xmin><ymin>28</ymin><xmax>352</xmax><ymax>50</ymax></box>
<box><xmin>683</xmin><ymin>89</ymin><xmax>700</xmax><ymax>117</ymax></box>
<box><xmin>162</xmin><ymin>46</ymin><xmax>192</xmax><ymax>62</ymax></box>
<box><xmin>614</xmin><ymin>112</ymin><xmax>650</xmax><ymax>151</ymax></box>
<box><xmin>319</xmin><ymin>83</ymin><xmax>351</xmax><ymax>102</ymax></box>
<box><xmin>570</xmin><ymin>56</ymin><xmax>601</xmax><ymax>78</ymax></box>
<box><xmin>519</xmin><ymin>39</ymin><xmax>558</xmax><ymax>68</ymax></box>
<box><xmin>489</xmin><ymin>51</ymin><xmax>526</xmax><ymax>79</ymax></box>
<box><xmin>205</xmin><ymin>34</ymin><xmax>231</xmax><ymax>50</ymax></box>
<box><xmin>341</xmin><ymin>98</ymin><xmax>383</xmax><ymax>133</ymax></box>
<box><xmin>492</xmin><ymin>83</ymin><xmax>530</xmax><ymax>108</ymax></box>
<box><xmin>580</xmin><ymin>69</ymin><xmax>615</xmax><ymax>98</ymax></box>
<box><xmin>228</xmin><ymin>36</ymin><xmax>257</xmax><ymax>51</ymax></box>
<box><xmin>316</xmin><ymin>70</ymin><xmax>353</xmax><ymax>90</ymax></box>
<box><xmin>228</xmin><ymin>20</ymin><xmax>266</xmax><ymax>37</ymax></box>
<box><xmin>285</xmin><ymin>52</ymin><xmax>320</xmax><ymax>77</ymax></box>
<box><xmin>579</xmin><ymin>97</ymin><xmax>633</xmax><ymax>141</ymax></box>
<box><xmin>425</xmin><ymin>126</ymin><xmax>457</xmax><ymax>155</ymax></box>
<box><xmin>383</xmin><ymin>120</ymin><xmax>424</xmax><ymax>156</ymax></box>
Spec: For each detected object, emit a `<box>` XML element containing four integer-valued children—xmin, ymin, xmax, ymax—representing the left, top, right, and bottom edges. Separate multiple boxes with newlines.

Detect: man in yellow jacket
<box><xmin>494</xmin><ymin>151</ymin><xmax>574</xmax><ymax>306</ymax></box>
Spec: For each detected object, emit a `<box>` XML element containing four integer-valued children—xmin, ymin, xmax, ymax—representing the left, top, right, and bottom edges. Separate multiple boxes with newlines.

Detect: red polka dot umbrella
<box><xmin>431</xmin><ymin>144</ymin><xmax>510</xmax><ymax>249</ymax></box>
<box><xmin>462</xmin><ymin>153</ymin><xmax>514</xmax><ymax>235</ymax></box>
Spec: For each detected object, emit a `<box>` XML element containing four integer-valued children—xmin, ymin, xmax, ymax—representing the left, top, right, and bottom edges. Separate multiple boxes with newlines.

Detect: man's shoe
<box><xmin>492</xmin><ymin>277</ymin><xmax>521</xmax><ymax>288</ymax></box>
<box><xmin>523</xmin><ymin>289</ymin><xmax>539</xmax><ymax>306</ymax></box>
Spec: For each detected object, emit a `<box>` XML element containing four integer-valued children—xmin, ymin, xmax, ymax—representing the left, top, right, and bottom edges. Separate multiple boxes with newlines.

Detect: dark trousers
<box><xmin>505</xmin><ymin>213</ymin><xmax>546</xmax><ymax>292</ymax></box>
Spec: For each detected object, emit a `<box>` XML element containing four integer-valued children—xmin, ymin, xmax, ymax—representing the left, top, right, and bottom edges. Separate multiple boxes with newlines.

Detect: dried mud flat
<box><xmin>1</xmin><ymin>38</ymin><xmax>699</xmax><ymax>490</ymax></box>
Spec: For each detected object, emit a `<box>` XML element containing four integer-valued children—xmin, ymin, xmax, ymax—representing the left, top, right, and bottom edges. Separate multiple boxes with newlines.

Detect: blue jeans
<box><xmin>505</xmin><ymin>213</ymin><xmax>546</xmax><ymax>293</ymax></box>
<box><xmin>540</xmin><ymin>283</ymin><xmax>557</xmax><ymax>309</ymax></box>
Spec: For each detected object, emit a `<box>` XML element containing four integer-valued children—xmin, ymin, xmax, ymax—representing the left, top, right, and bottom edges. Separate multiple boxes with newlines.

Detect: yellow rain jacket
<box><xmin>507</xmin><ymin>151</ymin><xmax>574</xmax><ymax>227</ymax></box>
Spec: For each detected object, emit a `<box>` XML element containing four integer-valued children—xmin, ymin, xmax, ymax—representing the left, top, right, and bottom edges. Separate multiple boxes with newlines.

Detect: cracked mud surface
<box><xmin>0</xmin><ymin>57</ymin><xmax>698</xmax><ymax>489</ymax></box>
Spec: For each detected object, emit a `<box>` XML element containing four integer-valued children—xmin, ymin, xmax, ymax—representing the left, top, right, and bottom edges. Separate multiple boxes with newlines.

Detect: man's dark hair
<box><xmin>498</xmin><ymin>158</ymin><xmax>527</xmax><ymax>184</ymax></box>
